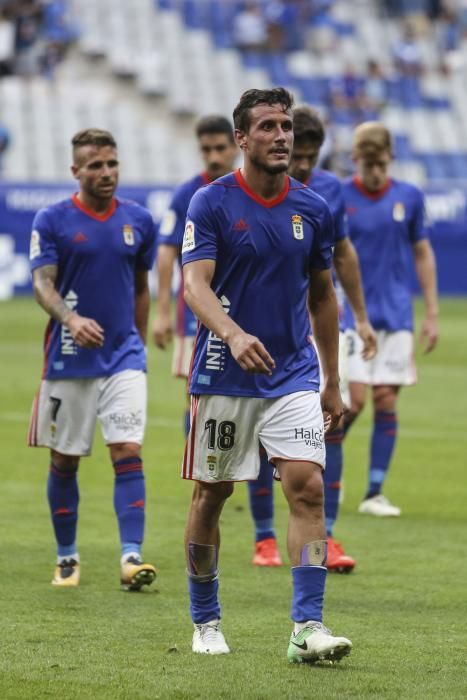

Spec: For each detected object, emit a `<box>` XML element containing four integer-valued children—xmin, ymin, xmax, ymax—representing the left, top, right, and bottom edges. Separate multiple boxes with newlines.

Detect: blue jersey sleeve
<box><xmin>181</xmin><ymin>188</ymin><xmax>217</xmax><ymax>265</ymax></box>
<box><xmin>310</xmin><ymin>202</ymin><xmax>334</xmax><ymax>270</ymax></box>
<box><xmin>136</xmin><ymin>212</ymin><xmax>158</xmax><ymax>270</ymax></box>
<box><xmin>29</xmin><ymin>208</ymin><xmax>59</xmax><ymax>271</ymax></box>
<box><xmin>158</xmin><ymin>185</ymin><xmax>190</xmax><ymax>248</ymax></box>
<box><xmin>409</xmin><ymin>188</ymin><xmax>429</xmax><ymax>244</ymax></box>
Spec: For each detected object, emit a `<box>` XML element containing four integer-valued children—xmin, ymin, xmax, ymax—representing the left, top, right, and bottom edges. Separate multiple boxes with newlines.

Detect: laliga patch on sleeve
<box><xmin>30</xmin><ymin>230</ymin><xmax>41</xmax><ymax>260</ymax></box>
<box><xmin>182</xmin><ymin>220</ymin><xmax>196</xmax><ymax>253</ymax></box>
<box><xmin>159</xmin><ymin>209</ymin><xmax>177</xmax><ymax>237</ymax></box>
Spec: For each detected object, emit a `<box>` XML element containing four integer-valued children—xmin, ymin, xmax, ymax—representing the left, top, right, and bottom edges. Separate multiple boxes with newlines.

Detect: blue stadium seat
<box><xmin>393</xmin><ymin>134</ymin><xmax>412</xmax><ymax>161</ymax></box>
<box><xmin>417</xmin><ymin>153</ymin><xmax>448</xmax><ymax>179</ymax></box>
<box><xmin>266</xmin><ymin>53</ymin><xmax>291</xmax><ymax>86</ymax></box>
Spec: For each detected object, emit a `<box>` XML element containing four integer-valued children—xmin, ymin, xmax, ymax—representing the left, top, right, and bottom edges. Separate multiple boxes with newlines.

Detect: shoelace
<box><xmin>303</xmin><ymin>621</ymin><xmax>332</xmax><ymax>635</ymax></box>
<box><xmin>59</xmin><ymin>558</ymin><xmax>77</xmax><ymax>568</ymax></box>
<box><xmin>199</xmin><ymin>623</ymin><xmax>220</xmax><ymax>643</ymax></box>
<box><xmin>377</xmin><ymin>495</ymin><xmax>390</xmax><ymax>505</ymax></box>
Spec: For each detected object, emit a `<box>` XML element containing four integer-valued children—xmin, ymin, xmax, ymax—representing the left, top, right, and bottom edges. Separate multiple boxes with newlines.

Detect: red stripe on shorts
<box><xmin>27</xmin><ymin>391</ymin><xmax>39</xmax><ymax>446</ymax></box>
<box><xmin>188</xmin><ymin>395</ymin><xmax>199</xmax><ymax>480</ymax></box>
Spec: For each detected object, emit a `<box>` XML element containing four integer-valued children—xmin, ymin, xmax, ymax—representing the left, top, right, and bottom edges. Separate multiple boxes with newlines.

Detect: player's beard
<box><xmin>90</xmin><ymin>181</ymin><xmax>117</xmax><ymax>201</ymax></box>
<box><xmin>250</xmin><ymin>154</ymin><xmax>289</xmax><ymax>176</ymax></box>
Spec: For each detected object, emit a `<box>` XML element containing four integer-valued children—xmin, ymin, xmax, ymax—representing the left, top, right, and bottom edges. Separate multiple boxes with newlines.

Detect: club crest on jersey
<box><xmin>123</xmin><ymin>225</ymin><xmax>135</xmax><ymax>245</ymax></box>
<box><xmin>292</xmin><ymin>214</ymin><xmax>304</xmax><ymax>240</ymax></box>
<box><xmin>182</xmin><ymin>220</ymin><xmax>195</xmax><ymax>253</ymax></box>
<box><xmin>393</xmin><ymin>202</ymin><xmax>405</xmax><ymax>222</ymax></box>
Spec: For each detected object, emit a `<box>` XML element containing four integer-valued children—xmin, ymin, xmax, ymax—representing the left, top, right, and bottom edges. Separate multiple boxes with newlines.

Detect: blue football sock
<box><xmin>248</xmin><ymin>449</ymin><xmax>275</xmax><ymax>542</ymax></box>
<box><xmin>47</xmin><ymin>462</ymin><xmax>79</xmax><ymax>557</ymax></box>
<box><xmin>113</xmin><ymin>457</ymin><xmax>145</xmax><ymax>556</ymax></box>
<box><xmin>291</xmin><ymin>566</ymin><xmax>327</xmax><ymax>623</ymax></box>
<box><xmin>366</xmin><ymin>411</ymin><xmax>398</xmax><ymax>499</ymax></box>
<box><xmin>184</xmin><ymin>408</ymin><xmax>190</xmax><ymax>438</ymax></box>
<box><xmin>324</xmin><ymin>428</ymin><xmax>344</xmax><ymax>537</ymax></box>
<box><xmin>121</xmin><ymin>542</ymin><xmax>142</xmax><ymax>558</ymax></box>
<box><xmin>189</xmin><ymin>577</ymin><xmax>221</xmax><ymax>624</ymax></box>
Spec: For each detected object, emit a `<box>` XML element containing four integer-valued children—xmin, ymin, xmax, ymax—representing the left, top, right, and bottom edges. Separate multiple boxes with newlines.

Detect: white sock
<box><xmin>121</xmin><ymin>551</ymin><xmax>141</xmax><ymax>565</ymax></box>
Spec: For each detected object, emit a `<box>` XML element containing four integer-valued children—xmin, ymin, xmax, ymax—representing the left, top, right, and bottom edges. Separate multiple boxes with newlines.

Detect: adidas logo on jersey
<box><xmin>73</xmin><ymin>232</ymin><xmax>88</xmax><ymax>243</ymax></box>
<box><xmin>233</xmin><ymin>219</ymin><xmax>249</xmax><ymax>231</ymax></box>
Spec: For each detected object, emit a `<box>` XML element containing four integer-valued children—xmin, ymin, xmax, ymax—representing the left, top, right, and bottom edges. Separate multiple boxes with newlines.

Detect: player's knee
<box><xmin>289</xmin><ymin>469</ymin><xmax>323</xmax><ymax>513</ymax></box>
<box><xmin>51</xmin><ymin>450</ymin><xmax>79</xmax><ymax>472</ymax></box>
<box><xmin>192</xmin><ymin>481</ymin><xmax>234</xmax><ymax>510</ymax></box>
<box><xmin>349</xmin><ymin>394</ymin><xmax>365</xmax><ymax>417</ymax></box>
<box><xmin>373</xmin><ymin>386</ymin><xmax>398</xmax><ymax>412</ymax></box>
<box><xmin>109</xmin><ymin>442</ymin><xmax>141</xmax><ymax>464</ymax></box>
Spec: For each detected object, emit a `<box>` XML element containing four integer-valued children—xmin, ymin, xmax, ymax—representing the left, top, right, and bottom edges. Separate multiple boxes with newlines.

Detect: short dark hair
<box><xmin>196</xmin><ymin>115</ymin><xmax>234</xmax><ymax>143</ymax></box>
<box><xmin>71</xmin><ymin>128</ymin><xmax>117</xmax><ymax>152</ymax></box>
<box><xmin>233</xmin><ymin>87</ymin><xmax>294</xmax><ymax>132</ymax></box>
<box><xmin>293</xmin><ymin>106</ymin><xmax>325</xmax><ymax>147</ymax></box>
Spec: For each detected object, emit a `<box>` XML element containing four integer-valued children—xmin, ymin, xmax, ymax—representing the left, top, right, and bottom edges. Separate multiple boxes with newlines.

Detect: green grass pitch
<box><xmin>0</xmin><ymin>297</ymin><xmax>466</xmax><ymax>699</ymax></box>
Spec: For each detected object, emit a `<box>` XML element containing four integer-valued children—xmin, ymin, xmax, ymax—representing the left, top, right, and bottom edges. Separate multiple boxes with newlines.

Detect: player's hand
<box><xmin>66</xmin><ymin>313</ymin><xmax>104</xmax><ymax>348</ymax></box>
<box><xmin>229</xmin><ymin>331</ymin><xmax>275</xmax><ymax>375</ymax></box>
<box><xmin>355</xmin><ymin>319</ymin><xmax>377</xmax><ymax>360</ymax></box>
<box><xmin>153</xmin><ymin>313</ymin><xmax>173</xmax><ymax>349</ymax></box>
<box><xmin>419</xmin><ymin>315</ymin><xmax>439</xmax><ymax>354</ymax></box>
<box><xmin>320</xmin><ymin>381</ymin><xmax>346</xmax><ymax>433</ymax></box>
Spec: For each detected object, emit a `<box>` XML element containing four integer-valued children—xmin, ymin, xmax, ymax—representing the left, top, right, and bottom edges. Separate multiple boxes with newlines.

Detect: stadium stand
<box><xmin>0</xmin><ymin>0</ymin><xmax>467</xmax><ymax>184</ymax></box>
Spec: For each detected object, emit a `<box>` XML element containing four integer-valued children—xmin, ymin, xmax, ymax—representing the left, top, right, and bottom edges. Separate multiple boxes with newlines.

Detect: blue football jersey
<box><xmin>182</xmin><ymin>170</ymin><xmax>334</xmax><ymax>398</ymax></box>
<box><xmin>30</xmin><ymin>195</ymin><xmax>157</xmax><ymax>379</ymax></box>
<box><xmin>307</xmin><ymin>168</ymin><xmax>348</xmax><ymax>329</ymax></box>
<box><xmin>307</xmin><ymin>168</ymin><xmax>348</xmax><ymax>243</ymax></box>
<box><xmin>342</xmin><ymin>177</ymin><xmax>428</xmax><ymax>331</ymax></box>
<box><xmin>157</xmin><ymin>172</ymin><xmax>209</xmax><ymax>337</ymax></box>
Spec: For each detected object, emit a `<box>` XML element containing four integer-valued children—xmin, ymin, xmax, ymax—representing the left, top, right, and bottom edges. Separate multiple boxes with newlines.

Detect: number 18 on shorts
<box><xmin>181</xmin><ymin>391</ymin><xmax>326</xmax><ymax>482</ymax></box>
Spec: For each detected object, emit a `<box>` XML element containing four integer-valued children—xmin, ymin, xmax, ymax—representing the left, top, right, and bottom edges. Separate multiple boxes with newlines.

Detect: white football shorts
<box><xmin>182</xmin><ymin>390</ymin><xmax>326</xmax><ymax>482</ymax></box>
<box><xmin>28</xmin><ymin>369</ymin><xmax>147</xmax><ymax>456</ymax></box>
<box><xmin>346</xmin><ymin>329</ymin><xmax>417</xmax><ymax>386</ymax></box>
<box><xmin>172</xmin><ymin>335</ymin><xmax>196</xmax><ymax>378</ymax></box>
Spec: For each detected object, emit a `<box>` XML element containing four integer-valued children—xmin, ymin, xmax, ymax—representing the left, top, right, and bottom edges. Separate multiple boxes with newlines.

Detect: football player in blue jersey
<box><xmin>28</xmin><ymin>129</ymin><xmax>158</xmax><ymax>590</ymax></box>
<box><xmin>248</xmin><ymin>105</ymin><xmax>377</xmax><ymax>573</ymax></box>
<box><xmin>343</xmin><ymin>122</ymin><xmax>439</xmax><ymax>517</ymax></box>
<box><xmin>181</xmin><ymin>88</ymin><xmax>352</xmax><ymax>663</ymax></box>
<box><xmin>153</xmin><ymin>116</ymin><xmax>237</xmax><ymax>436</ymax></box>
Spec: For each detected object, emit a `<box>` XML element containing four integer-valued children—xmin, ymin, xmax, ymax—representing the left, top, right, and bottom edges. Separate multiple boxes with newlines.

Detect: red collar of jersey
<box><xmin>201</xmin><ymin>171</ymin><xmax>211</xmax><ymax>185</ymax></box>
<box><xmin>353</xmin><ymin>176</ymin><xmax>392</xmax><ymax>200</ymax></box>
<box><xmin>72</xmin><ymin>193</ymin><xmax>117</xmax><ymax>221</ymax></box>
<box><xmin>234</xmin><ymin>169</ymin><xmax>290</xmax><ymax>208</ymax></box>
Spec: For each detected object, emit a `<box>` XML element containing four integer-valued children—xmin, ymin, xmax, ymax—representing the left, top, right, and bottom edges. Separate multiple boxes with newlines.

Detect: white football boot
<box><xmin>358</xmin><ymin>494</ymin><xmax>401</xmax><ymax>517</ymax></box>
<box><xmin>192</xmin><ymin>619</ymin><xmax>230</xmax><ymax>655</ymax></box>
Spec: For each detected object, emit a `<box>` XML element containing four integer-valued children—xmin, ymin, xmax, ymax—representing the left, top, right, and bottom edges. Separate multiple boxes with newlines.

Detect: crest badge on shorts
<box><xmin>292</xmin><ymin>214</ymin><xmax>304</xmax><ymax>240</ymax></box>
<box><xmin>123</xmin><ymin>225</ymin><xmax>135</xmax><ymax>245</ymax></box>
<box><xmin>393</xmin><ymin>202</ymin><xmax>405</xmax><ymax>222</ymax></box>
<box><xmin>207</xmin><ymin>455</ymin><xmax>218</xmax><ymax>478</ymax></box>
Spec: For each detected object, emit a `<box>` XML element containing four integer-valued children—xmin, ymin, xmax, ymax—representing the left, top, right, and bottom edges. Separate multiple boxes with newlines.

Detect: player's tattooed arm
<box><xmin>135</xmin><ymin>268</ymin><xmax>150</xmax><ymax>345</ymax></box>
<box><xmin>32</xmin><ymin>265</ymin><xmax>104</xmax><ymax>348</ymax></box>
<box><xmin>32</xmin><ymin>265</ymin><xmax>74</xmax><ymax>324</ymax></box>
